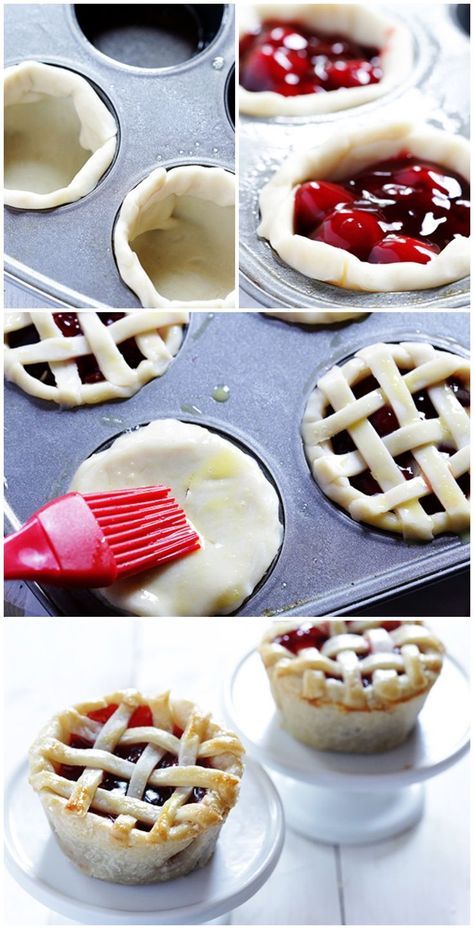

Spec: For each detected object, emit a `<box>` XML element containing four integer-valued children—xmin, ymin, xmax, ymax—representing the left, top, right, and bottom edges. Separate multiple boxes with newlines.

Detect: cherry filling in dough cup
<box><xmin>4</xmin><ymin>60</ymin><xmax>118</xmax><ymax>210</ymax></box>
<box><xmin>69</xmin><ymin>419</ymin><xmax>283</xmax><ymax>616</ymax></box>
<box><xmin>239</xmin><ymin>3</ymin><xmax>413</xmax><ymax>117</ymax></box>
<box><xmin>258</xmin><ymin>120</ymin><xmax>470</xmax><ymax>292</ymax></box>
<box><xmin>114</xmin><ymin>165</ymin><xmax>235</xmax><ymax>308</ymax></box>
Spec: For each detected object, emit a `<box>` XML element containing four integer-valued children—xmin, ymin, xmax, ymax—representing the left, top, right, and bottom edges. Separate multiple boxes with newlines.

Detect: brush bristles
<box><xmin>85</xmin><ymin>486</ymin><xmax>200</xmax><ymax>575</ymax></box>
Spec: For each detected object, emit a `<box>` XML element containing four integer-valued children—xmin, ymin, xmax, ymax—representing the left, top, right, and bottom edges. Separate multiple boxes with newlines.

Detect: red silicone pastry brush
<box><xmin>4</xmin><ymin>486</ymin><xmax>201</xmax><ymax>587</ymax></box>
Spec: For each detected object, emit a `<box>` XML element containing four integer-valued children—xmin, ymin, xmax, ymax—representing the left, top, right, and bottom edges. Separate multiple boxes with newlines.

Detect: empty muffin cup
<box><xmin>4</xmin><ymin>60</ymin><xmax>118</xmax><ymax>210</ymax></box>
<box><xmin>114</xmin><ymin>164</ymin><xmax>235</xmax><ymax>308</ymax></box>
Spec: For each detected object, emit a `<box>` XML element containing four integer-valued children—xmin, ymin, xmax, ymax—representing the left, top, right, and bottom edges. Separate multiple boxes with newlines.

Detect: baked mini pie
<box><xmin>258</xmin><ymin>120</ymin><xmax>470</xmax><ymax>291</ymax></box>
<box><xmin>114</xmin><ymin>165</ymin><xmax>235</xmax><ymax>308</ymax></box>
<box><xmin>70</xmin><ymin>419</ymin><xmax>283</xmax><ymax>615</ymax></box>
<box><xmin>264</xmin><ymin>311</ymin><xmax>367</xmax><ymax>325</ymax></box>
<box><xmin>302</xmin><ymin>340</ymin><xmax>470</xmax><ymax>540</ymax></box>
<box><xmin>4</xmin><ymin>61</ymin><xmax>117</xmax><ymax>210</ymax></box>
<box><xmin>4</xmin><ymin>310</ymin><xmax>187</xmax><ymax>406</ymax></box>
<box><xmin>29</xmin><ymin>689</ymin><xmax>244</xmax><ymax>883</ymax></box>
<box><xmin>239</xmin><ymin>4</ymin><xmax>412</xmax><ymax>117</ymax></box>
<box><xmin>260</xmin><ymin>619</ymin><xmax>444</xmax><ymax>753</ymax></box>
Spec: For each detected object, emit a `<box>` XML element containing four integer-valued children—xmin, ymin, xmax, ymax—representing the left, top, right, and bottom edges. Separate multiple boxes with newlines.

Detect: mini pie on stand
<box><xmin>302</xmin><ymin>340</ymin><xmax>470</xmax><ymax>540</ymax></box>
<box><xmin>29</xmin><ymin>689</ymin><xmax>244</xmax><ymax>884</ymax></box>
<box><xmin>260</xmin><ymin>619</ymin><xmax>444</xmax><ymax>753</ymax></box>
<box><xmin>3</xmin><ymin>310</ymin><xmax>187</xmax><ymax>406</ymax></box>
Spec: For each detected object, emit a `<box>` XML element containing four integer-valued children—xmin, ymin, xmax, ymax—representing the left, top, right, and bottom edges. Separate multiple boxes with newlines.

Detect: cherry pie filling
<box><xmin>325</xmin><ymin>373</ymin><xmax>470</xmax><ymax>514</ymax></box>
<box><xmin>274</xmin><ymin>621</ymin><xmax>403</xmax><ymax>687</ymax></box>
<box><xmin>57</xmin><ymin>704</ymin><xmax>209</xmax><ymax>833</ymax></box>
<box><xmin>294</xmin><ymin>155</ymin><xmax>470</xmax><ymax>264</ymax></box>
<box><xmin>7</xmin><ymin>313</ymin><xmax>149</xmax><ymax>385</ymax></box>
<box><xmin>240</xmin><ymin>20</ymin><xmax>382</xmax><ymax>96</ymax></box>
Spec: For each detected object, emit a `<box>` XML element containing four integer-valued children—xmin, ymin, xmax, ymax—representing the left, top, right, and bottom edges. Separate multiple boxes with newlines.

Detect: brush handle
<box><xmin>4</xmin><ymin>518</ymin><xmax>63</xmax><ymax>581</ymax></box>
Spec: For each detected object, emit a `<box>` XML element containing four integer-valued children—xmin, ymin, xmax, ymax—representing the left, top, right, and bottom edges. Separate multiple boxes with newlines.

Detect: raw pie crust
<box><xmin>70</xmin><ymin>419</ymin><xmax>283</xmax><ymax>616</ymax></box>
<box><xmin>239</xmin><ymin>4</ymin><xmax>413</xmax><ymax>117</ymax></box>
<box><xmin>264</xmin><ymin>311</ymin><xmax>366</xmax><ymax>324</ymax></box>
<box><xmin>4</xmin><ymin>60</ymin><xmax>117</xmax><ymax>210</ymax></box>
<box><xmin>302</xmin><ymin>341</ymin><xmax>470</xmax><ymax>540</ymax></box>
<box><xmin>4</xmin><ymin>311</ymin><xmax>187</xmax><ymax>406</ymax></box>
<box><xmin>114</xmin><ymin>165</ymin><xmax>235</xmax><ymax>308</ymax></box>
<box><xmin>29</xmin><ymin>689</ymin><xmax>244</xmax><ymax>883</ymax></box>
<box><xmin>260</xmin><ymin>619</ymin><xmax>444</xmax><ymax>752</ymax></box>
<box><xmin>258</xmin><ymin>120</ymin><xmax>470</xmax><ymax>291</ymax></box>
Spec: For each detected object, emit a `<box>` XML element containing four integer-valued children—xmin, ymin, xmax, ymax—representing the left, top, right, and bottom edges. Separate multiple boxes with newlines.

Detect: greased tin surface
<box><xmin>4</xmin><ymin>4</ymin><xmax>235</xmax><ymax>308</ymax></box>
<box><xmin>239</xmin><ymin>3</ymin><xmax>470</xmax><ymax>308</ymax></box>
<box><xmin>4</xmin><ymin>311</ymin><xmax>469</xmax><ymax>617</ymax></box>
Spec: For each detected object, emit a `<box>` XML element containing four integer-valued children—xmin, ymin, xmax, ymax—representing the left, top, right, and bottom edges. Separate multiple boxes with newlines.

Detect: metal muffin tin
<box><xmin>4</xmin><ymin>3</ymin><xmax>235</xmax><ymax>308</ymax></box>
<box><xmin>239</xmin><ymin>3</ymin><xmax>470</xmax><ymax>309</ymax></box>
<box><xmin>3</xmin><ymin>310</ymin><xmax>470</xmax><ymax>617</ymax></box>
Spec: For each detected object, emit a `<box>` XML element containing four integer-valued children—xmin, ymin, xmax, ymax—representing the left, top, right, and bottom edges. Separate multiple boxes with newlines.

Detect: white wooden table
<box><xmin>4</xmin><ymin>618</ymin><xmax>469</xmax><ymax>925</ymax></box>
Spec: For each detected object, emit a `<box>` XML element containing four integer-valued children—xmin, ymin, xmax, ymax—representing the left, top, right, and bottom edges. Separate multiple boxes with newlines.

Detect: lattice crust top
<box><xmin>260</xmin><ymin>620</ymin><xmax>444</xmax><ymax>710</ymax></box>
<box><xmin>29</xmin><ymin>690</ymin><xmax>244</xmax><ymax>846</ymax></box>
<box><xmin>302</xmin><ymin>341</ymin><xmax>470</xmax><ymax>540</ymax></box>
<box><xmin>4</xmin><ymin>311</ymin><xmax>188</xmax><ymax>406</ymax></box>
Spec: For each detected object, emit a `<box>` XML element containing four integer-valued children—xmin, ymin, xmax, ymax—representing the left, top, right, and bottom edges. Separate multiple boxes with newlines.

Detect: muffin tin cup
<box><xmin>4</xmin><ymin>4</ymin><xmax>235</xmax><ymax>308</ymax></box>
<box><xmin>239</xmin><ymin>3</ymin><xmax>470</xmax><ymax>309</ymax></box>
<box><xmin>3</xmin><ymin>311</ymin><xmax>469</xmax><ymax>617</ymax></box>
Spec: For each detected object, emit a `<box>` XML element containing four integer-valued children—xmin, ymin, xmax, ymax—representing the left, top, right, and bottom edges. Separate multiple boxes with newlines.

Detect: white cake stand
<box><xmin>5</xmin><ymin>757</ymin><xmax>283</xmax><ymax>925</ymax></box>
<box><xmin>223</xmin><ymin>649</ymin><xmax>470</xmax><ymax>845</ymax></box>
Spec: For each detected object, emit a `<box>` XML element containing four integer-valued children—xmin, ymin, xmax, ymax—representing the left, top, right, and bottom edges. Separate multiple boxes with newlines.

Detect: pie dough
<box><xmin>114</xmin><ymin>165</ymin><xmax>235</xmax><ymax>308</ymax></box>
<box><xmin>4</xmin><ymin>60</ymin><xmax>117</xmax><ymax>210</ymax></box>
<box><xmin>264</xmin><ymin>311</ymin><xmax>367</xmax><ymax>325</ymax></box>
<box><xmin>70</xmin><ymin>419</ymin><xmax>283</xmax><ymax>615</ymax></box>
<box><xmin>258</xmin><ymin>120</ymin><xmax>470</xmax><ymax>291</ymax></box>
<box><xmin>4</xmin><ymin>311</ymin><xmax>187</xmax><ymax>406</ymax></box>
<box><xmin>29</xmin><ymin>688</ymin><xmax>244</xmax><ymax>883</ymax></box>
<box><xmin>302</xmin><ymin>340</ymin><xmax>470</xmax><ymax>539</ymax></box>
<box><xmin>239</xmin><ymin>4</ymin><xmax>413</xmax><ymax>117</ymax></box>
<box><xmin>260</xmin><ymin>619</ymin><xmax>444</xmax><ymax>752</ymax></box>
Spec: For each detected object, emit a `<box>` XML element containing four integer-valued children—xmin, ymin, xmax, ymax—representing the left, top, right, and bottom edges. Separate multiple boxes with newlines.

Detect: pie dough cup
<box><xmin>29</xmin><ymin>689</ymin><xmax>244</xmax><ymax>884</ymax></box>
<box><xmin>114</xmin><ymin>165</ymin><xmax>236</xmax><ymax>308</ymax></box>
<box><xmin>70</xmin><ymin>419</ymin><xmax>283</xmax><ymax>616</ymax></box>
<box><xmin>264</xmin><ymin>311</ymin><xmax>367</xmax><ymax>325</ymax></box>
<box><xmin>258</xmin><ymin>120</ymin><xmax>470</xmax><ymax>292</ymax></box>
<box><xmin>260</xmin><ymin>620</ymin><xmax>444</xmax><ymax>753</ymax></box>
<box><xmin>4</xmin><ymin>60</ymin><xmax>117</xmax><ymax>210</ymax></box>
<box><xmin>239</xmin><ymin>4</ymin><xmax>413</xmax><ymax>117</ymax></box>
<box><xmin>4</xmin><ymin>310</ymin><xmax>188</xmax><ymax>407</ymax></box>
<box><xmin>302</xmin><ymin>341</ymin><xmax>470</xmax><ymax>540</ymax></box>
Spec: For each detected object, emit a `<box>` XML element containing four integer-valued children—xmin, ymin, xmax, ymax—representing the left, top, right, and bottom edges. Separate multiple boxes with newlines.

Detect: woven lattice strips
<box><xmin>302</xmin><ymin>341</ymin><xmax>470</xmax><ymax>539</ymax></box>
<box><xmin>4</xmin><ymin>310</ymin><xmax>187</xmax><ymax>406</ymax></box>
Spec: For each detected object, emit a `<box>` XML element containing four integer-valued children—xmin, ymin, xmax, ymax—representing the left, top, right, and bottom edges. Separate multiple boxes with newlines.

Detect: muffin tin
<box><xmin>239</xmin><ymin>3</ymin><xmax>470</xmax><ymax>308</ymax></box>
<box><xmin>4</xmin><ymin>4</ymin><xmax>235</xmax><ymax>308</ymax></box>
<box><xmin>3</xmin><ymin>311</ymin><xmax>470</xmax><ymax>617</ymax></box>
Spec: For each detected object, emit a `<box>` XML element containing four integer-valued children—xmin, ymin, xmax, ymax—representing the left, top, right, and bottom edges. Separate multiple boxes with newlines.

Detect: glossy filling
<box><xmin>240</xmin><ymin>20</ymin><xmax>382</xmax><ymax>96</ymax></box>
<box><xmin>274</xmin><ymin>621</ymin><xmax>403</xmax><ymax>687</ymax></box>
<box><xmin>7</xmin><ymin>313</ymin><xmax>147</xmax><ymax>385</ymax></box>
<box><xmin>294</xmin><ymin>155</ymin><xmax>470</xmax><ymax>264</ymax></box>
<box><xmin>58</xmin><ymin>704</ymin><xmax>208</xmax><ymax>832</ymax></box>
<box><xmin>326</xmin><ymin>373</ymin><xmax>470</xmax><ymax>513</ymax></box>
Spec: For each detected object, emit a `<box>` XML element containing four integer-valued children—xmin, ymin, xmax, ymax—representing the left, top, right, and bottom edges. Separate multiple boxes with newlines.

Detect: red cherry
<box><xmin>391</xmin><ymin>163</ymin><xmax>462</xmax><ymax>200</ymax></box>
<box><xmin>309</xmin><ymin>208</ymin><xmax>384</xmax><ymax>260</ymax></box>
<box><xmin>325</xmin><ymin>59</ymin><xmax>382</xmax><ymax>89</ymax></box>
<box><xmin>294</xmin><ymin>181</ymin><xmax>354</xmax><ymax>234</ymax></box>
<box><xmin>368</xmin><ymin>235</ymin><xmax>440</xmax><ymax>264</ymax></box>
<box><xmin>128</xmin><ymin>705</ymin><xmax>153</xmax><ymax>728</ymax></box>
<box><xmin>240</xmin><ymin>46</ymin><xmax>288</xmax><ymax>93</ymax></box>
<box><xmin>88</xmin><ymin>704</ymin><xmax>119</xmax><ymax>724</ymax></box>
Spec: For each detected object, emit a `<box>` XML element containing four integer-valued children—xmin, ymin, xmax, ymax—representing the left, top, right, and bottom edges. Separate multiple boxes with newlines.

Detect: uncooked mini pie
<box><xmin>302</xmin><ymin>340</ymin><xmax>470</xmax><ymax>540</ymax></box>
<box><xmin>4</xmin><ymin>61</ymin><xmax>117</xmax><ymax>210</ymax></box>
<box><xmin>239</xmin><ymin>4</ymin><xmax>412</xmax><ymax>117</ymax></box>
<box><xmin>260</xmin><ymin>619</ymin><xmax>444</xmax><ymax>752</ymax></box>
<box><xmin>114</xmin><ymin>165</ymin><xmax>235</xmax><ymax>308</ymax></box>
<box><xmin>259</xmin><ymin>121</ymin><xmax>470</xmax><ymax>291</ymax></box>
<box><xmin>70</xmin><ymin>419</ymin><xmax>283</xmax><ymax>615</ymax></box>
<box><xmin>4</xmin><ymin>310</ymin><xmax>187</xmax><ymax>407</ymax></box>
<box><xmin>29</xmin><ymin>688</ymin><xmax>244</xmax><ymax>883</ymax></box>
<box><xmin>264</xmin><ymin>311</ymin><xmax>366</xmax><ymax>325</ymax></box>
